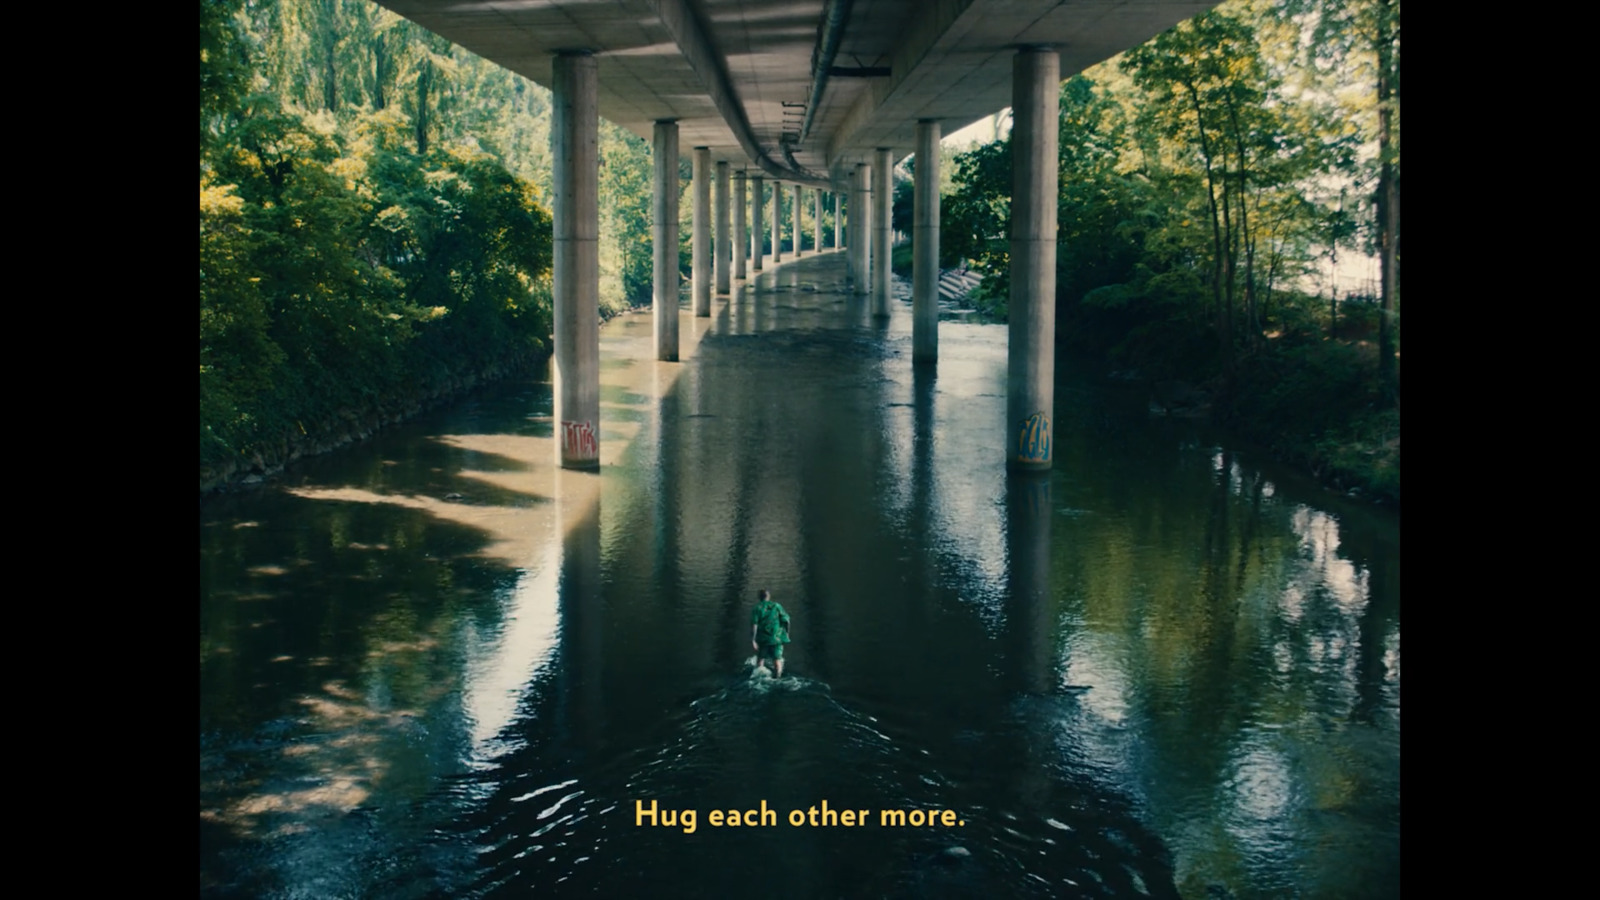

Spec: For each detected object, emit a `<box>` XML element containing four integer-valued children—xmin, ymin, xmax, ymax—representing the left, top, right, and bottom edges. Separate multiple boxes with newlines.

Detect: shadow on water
<box><xmin>199</xmin><ymin>380</ymin><xmax>569</xmax><ymax>897</ymax></box>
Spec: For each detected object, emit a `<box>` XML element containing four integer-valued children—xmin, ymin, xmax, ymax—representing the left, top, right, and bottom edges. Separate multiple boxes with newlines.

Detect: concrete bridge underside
<box><xmin>376</xmin><ymin>0</ymin><xmax>1216</xmax><ymax>470</ymax></box>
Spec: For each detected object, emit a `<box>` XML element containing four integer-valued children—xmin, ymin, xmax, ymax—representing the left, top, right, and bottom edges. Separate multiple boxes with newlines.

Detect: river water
<box><xmin>199</xmin><ymin>252</ymin><xmax>1399</xmax><ymax>899</ymax></box>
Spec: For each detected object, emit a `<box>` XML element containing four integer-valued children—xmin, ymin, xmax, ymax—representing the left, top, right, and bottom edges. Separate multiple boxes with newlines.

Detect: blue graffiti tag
<box><xmin>1017</xmin><ymin>412</ymin><xmax>1051</xmax><ymax>463</ymax></box>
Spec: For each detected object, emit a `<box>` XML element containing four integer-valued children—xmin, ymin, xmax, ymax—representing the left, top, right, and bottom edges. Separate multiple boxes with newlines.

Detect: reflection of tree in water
<box><xmin>1050</xmin><ymin>441</ymin><xmax>1398</xmax><ymax>898</ymax></box>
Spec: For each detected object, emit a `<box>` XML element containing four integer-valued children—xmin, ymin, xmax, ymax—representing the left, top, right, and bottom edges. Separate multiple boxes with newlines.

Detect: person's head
<box><xmin>757</xmin><ymin>589</ymin><xmax>770</xmax><ymax>603</ymax></box>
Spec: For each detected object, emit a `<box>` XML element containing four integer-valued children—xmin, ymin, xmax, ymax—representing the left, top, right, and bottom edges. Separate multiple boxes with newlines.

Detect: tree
<box><xmin>200</xmin><ymin>0</ymin><xmax>251</xmax><ymax>155</ymax></box>
<box><xmin>1283</xmin><ymin>0</ymin><xmax>1400</xmax><ymax>394</ymax></box>
<box><xmin>600</xmin><ymin>121</ymin><xmax>654</xmax><ymax>306</ymax></box>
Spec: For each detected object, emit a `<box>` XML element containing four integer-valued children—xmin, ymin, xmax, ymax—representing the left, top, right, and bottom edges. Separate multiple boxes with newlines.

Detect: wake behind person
<box><xmin>750</xmin><ymin>589</ymin><xmax>791</xmax><ymax>678</ymax></box>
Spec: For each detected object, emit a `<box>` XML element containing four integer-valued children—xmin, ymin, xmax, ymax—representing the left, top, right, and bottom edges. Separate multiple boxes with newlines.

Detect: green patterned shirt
<box><xmin>752</xmin><ymin>599</ymin><xmax>791</xmax><ymax>645</ymax></box>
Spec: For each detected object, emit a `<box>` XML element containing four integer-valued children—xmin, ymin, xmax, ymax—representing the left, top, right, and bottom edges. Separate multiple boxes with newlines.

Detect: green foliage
<box><xmin>200</xmin><ymin>86</ymin><xmax>553</xmax><ymax>482</ymax></box>
<box><xmin>601</xmin><ymin>122</ymin><xmax>654</xmax><ymax>308</ymax></box>
<box><xmin>890</xmin><ymin>242</ymin><xmax>913</xmax><ymax>277</ymax></box>
<box><xmin>942</xmin><ymin>139</ymin><xmax>1013</xmax><ymax>315</ymax></box>
<box><xmin>934</xmin><ymin>0</ymin><xmax>1398</xmax><ymax>497</ymax></box>
<box><xmin>891</xmin><ymin>174</ymin><xmax>913</xmax><ymax>237</ymax></box>
<box><xmin>1222</xmin><ymin>338</ymin><xmax>1397</xmax><ymax>502</ymax></box>
<box><xmin>200</xmin><ymin>0</ymin><xmax>251</xmax><ymax>153</ymax></box>
<box><xmin>198</xmin><ymin>0</ymin><xmax>679</xmax><ymax>488</ymax></box>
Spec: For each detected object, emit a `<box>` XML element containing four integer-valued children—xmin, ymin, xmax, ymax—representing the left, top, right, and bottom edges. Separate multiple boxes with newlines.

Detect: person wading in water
<box><xmin>750</xmin><ymin>589</ymin><xmax>791</xmax><ymax>678</ymax></box>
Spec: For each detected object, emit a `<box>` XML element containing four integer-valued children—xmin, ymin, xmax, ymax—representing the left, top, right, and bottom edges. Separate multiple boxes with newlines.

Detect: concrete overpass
<box><xmin>376</xmin><ymin>1</ymin><xmax>1216</xmax><ymax>471</ymax></box>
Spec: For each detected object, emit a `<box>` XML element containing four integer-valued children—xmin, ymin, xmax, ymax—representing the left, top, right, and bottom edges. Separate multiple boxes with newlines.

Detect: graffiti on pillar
<box><xmin>562</xmin><ymin>420</ymin><xmax>598</xmax><ymax>459</ymax></box>
<box><xmin>1016</xmin><ymin>411</ymin><xmax>1051</xmax><ymax>464</ymax></box>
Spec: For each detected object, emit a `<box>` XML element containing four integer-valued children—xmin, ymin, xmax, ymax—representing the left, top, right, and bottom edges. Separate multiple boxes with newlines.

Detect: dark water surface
<box><xmin>200</xmin><ymin>252</ymin><xmax>1399</xmax><ymax>899</ymax></box>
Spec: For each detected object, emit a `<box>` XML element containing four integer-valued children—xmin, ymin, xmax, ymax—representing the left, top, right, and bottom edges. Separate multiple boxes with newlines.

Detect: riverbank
<box><xmin>199</xmin><ymin>295</ymin><xmax>669</xmax><ymax>498</ymax></box>
<box><xmin>199</xmin><ymin>348</ymin><xmax>550</xmax><ymax>498</ymax></box>
<box><xmin>892</xmin><ymin>247</ymin><xmax>1398</xmax><ymax>508</ymax></box>
<box><xmin>1219</xmin><ymin>339</ymin><xmax>1400</xmax><ymax>507</ymax></box>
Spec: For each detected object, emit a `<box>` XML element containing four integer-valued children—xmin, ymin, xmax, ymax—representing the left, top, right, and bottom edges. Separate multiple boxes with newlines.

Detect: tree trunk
<box><xmin>372</xmin><ymin>35</ymin><xmax>388</xmax><ymax>111</ymax></box>
<box><xmin>319</xmin><ymin>0</ymin><xmax>339</xmax><ymax>113</ymax></box>
<box><xmin>1264</xmin><ymin>236</ymin><xmax>1280</xmax><ymax>327</ymax></box>
<box><xmin>1224</xmin><ymin>99</ymin><xmax>1258</xmax><ymax>352</ymax></box>
<box><xmin>323</xmin><ymin>39</ymin><xmax>338</xmax><ymax>112</ymax></box>
<box><xmin>1220</xmin><ymin>152</ymin><xmax>1235</xmax><ymax>369</ymax></box>
<box><xmin>1184</xmin><ymin>77</ymin><xmax>1230</xmax><ymax>374</ymax></box>
<box><xmin>1328</xmin><ymin>237</ymin><xmax>1339</xmax><ymax>338</ymax></box>
<box><xmin>415</xmin><ymin>62</ymin><xmax>431</xmax><ymax>155</ymax></box>
<box><xmin>1376</xmin><ymin>0</ymin><xmax>1399</xmax><ymax>397</ymax></box>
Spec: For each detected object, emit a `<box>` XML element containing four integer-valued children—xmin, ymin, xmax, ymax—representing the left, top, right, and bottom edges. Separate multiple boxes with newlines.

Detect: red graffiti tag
<box><xmin>561</xmin><ymin>420</ymin><xmax>597</xmax><ymax>459</ymax></box>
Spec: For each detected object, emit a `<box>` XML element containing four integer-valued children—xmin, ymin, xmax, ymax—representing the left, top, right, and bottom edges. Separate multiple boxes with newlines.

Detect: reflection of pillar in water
<box><xmin>557</xmin><ymin>480</ymin><xmax>604</xmax><ymax>746</ymax></box>
<box><xmin>753</xmin><ymin>265</ymin><xmax>772</xmax><ymax>333</ymax></box>
<box><xmin>733</xmin><ymin>267</ymin><xmax>751</xmax><ymax>334</ymax></box>
<box><xmin>1005</xmin><ymin>472</ymin><xmax>1055</xmax><ymax>695</ymax></box>
<box><xmin>652</xmin><ymin>364</ymin><xmax>684</xmax><ymax>641</ymax></box>
<box><xmin>911</xmin><ymin>366</ymin><xmax>937</xmax><ymax>547</ymax></box>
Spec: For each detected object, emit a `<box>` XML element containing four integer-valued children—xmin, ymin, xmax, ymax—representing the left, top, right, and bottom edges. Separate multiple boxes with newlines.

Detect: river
<box><xmin>200</xmin><ymin>251</ymin><xmax>1399</xmax><ymax>899</ymax></box>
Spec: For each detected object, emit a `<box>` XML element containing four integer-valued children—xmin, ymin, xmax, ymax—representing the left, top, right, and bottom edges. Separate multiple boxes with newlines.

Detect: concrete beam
<box><xmin>553</xmin><ymin>53</ymin><xmax>600</xmax><ymax>470</ymax></box>
<box><xmin>1007</xmin><ymin>48</ymin><xmax>1058</xmax><ymax>471</ymax></box>
<box><xmin>826</xmin><ymin>0</ymin><xmax>979</xmax><ymax>168</ymax></box>
<box><xmin>872</xmin><ymin>147</ymin><xmax>892</xmax><ymax>318</ymax></box>
<box><xmin>653</xmin><ymin>120</ymin><xmax>680</xmax><ymax>362</ymax></box>
<box><xmin>913</xmin><ymin>120</ymin><xmax>940</xmax><ymax>364</ymax></box>
<box><xmin>715</xmin><ymin>160</ymin><xmax>730</xmax><ymax>295</ymax></box>
<box><xmin>734</xmin><ymin>171</ymin><xmax>747</xmax><ymax>281</ymax></box>
<box><xmin>653</xmin><ymin>0</ymin><xmax>830</xmax><ymax>189</ymax></box>
<box><xmin>374</xmin><ymin>1</ymin><xmax>1217</xmax><ymax>184</ymax></box>
<box><xmin>693</xmin><ymin>146</ymin><xmax>711</xmax><ymax>316</ymax></box>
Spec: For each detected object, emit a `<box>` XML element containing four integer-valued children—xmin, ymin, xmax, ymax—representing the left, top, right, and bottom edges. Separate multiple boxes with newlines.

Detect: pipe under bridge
<box><xmin>375</xmin><ymin>0</ymin><xmax>1217</xmax><ymax>471</ymax></box>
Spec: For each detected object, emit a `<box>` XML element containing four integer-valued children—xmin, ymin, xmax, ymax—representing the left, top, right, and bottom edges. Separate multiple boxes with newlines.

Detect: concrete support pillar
<box><xmin>872</xmin><ymin>147</ymin><xmax>892</xmax><ymax>318</ymax></box>
<box><xmin>850</xmin><ymin>164</ymin><xmax>870</xmax><ymax>293</ymax></box>
<box><xmin>715</xmin><ymin>160</ymin><xmax>731</xmax><ymax>295</ymax></box>
<box><xmin>734</xmin><ymin>171</ymin><xmax>747</xmax><ymax>281</ymax></box>
<box><xmin>772</xmin><ymin>181</ymin><xmax>783</xmax><ymax>263</ymax></box>
<box><xmin>814</xmin><ymin>189</ymin><xmax>823</xmax><ymax>253</ymax></box>
<box><xmin>1007</xmin><ymin>48</ymin><xmax>1060</xmax><ymax>471</ymax></box>
<box><xmin>552</xmin><ymin>53</ymin><xmax>600</xmax><ymax>470</ymax></box>
<box><xmin>833</xmin><ymin>191</ymin><xmax>842</xmax><ymax>249</ymax></box>
<box><xmin>913</xmin><ymin>120</ymin><xmax>941</xmax><ymax>364</ymax></box>
<box><xmin>751</xmin><ymin>176</ymin><xmax>764</xmax><ymax>271</ymax></box>
<box><xmin>652</xmin><ymin>120</ymin><xmax>680</xmax><ymax>362</ymax></box>
<box><xmin>692</xmin><ymin>147</ymin><xmax>711</xmax><ymax>316</ymax></box>
<box><xmin>793</xmin><ymin>184</ymin><xmax>803</xmax><ymax>257</ymax></box>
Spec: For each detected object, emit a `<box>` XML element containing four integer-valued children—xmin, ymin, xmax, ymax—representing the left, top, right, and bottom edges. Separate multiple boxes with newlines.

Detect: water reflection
<box><xmin>200</xmin><ymin>253</ymin><xmax>1397</xmax><ymax>899</ymax></box>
